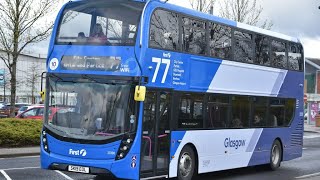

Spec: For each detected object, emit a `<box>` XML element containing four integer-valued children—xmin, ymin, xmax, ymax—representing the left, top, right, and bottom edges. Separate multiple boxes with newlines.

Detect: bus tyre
<box><xmin>269</xmin><ymin>140</ymin><xmax>282</xmax><ymax>170</ymax></box>
<box><xmin>177</xmin><ymin>145</ymin><xmax>196</xmax><ymax>180</ymax></box>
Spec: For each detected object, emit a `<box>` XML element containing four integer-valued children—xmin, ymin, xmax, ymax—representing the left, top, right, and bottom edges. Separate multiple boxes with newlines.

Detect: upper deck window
<box><xmin>234</xmin><ymin>30</ymin><xmax>254</xmax><ymax>63</ymax></box>
<box><xmin>271</xmin><ymin>40</ymin><xmax>287</xmax><ymax>69</ymax></box>
<box><xmin>289</xmin><ymin>44</ymin><xmax>303</xmax><ymax>71</ymax></box>
<box><xmin>149</xmin><ymin>9</ymin><xmax>179</xmax><ymax>51</ymax></box>
<box><xmin>182</xmin><ymin>17</ymin><xmax>206</xmax><ymax>55</ymax></box>
<box><xmin>56</xmin><ymin>1</ymin><xmax>144</xmax><ymax>46</ymax></box>
<box><xmin>209</xmin><ymin>23</ymin><xmax>232</xmax><ymax>59</ymax></box>
<box><xmin>255</xmin><ymin>35</ymin><xmax>270</xmax><ymax>66</ymax></box>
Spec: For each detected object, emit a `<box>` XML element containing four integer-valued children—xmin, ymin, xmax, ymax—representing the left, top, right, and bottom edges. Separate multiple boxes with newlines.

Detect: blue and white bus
<box><xmin>41</xmin><ymin>0</ymin><xmax>304</xmax><ymax>179</ymax></box>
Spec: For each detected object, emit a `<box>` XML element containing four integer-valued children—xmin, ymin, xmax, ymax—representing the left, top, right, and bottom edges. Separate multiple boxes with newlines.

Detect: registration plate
<box><xmin>68</xmin><ymin>165</ymin><xmax>89</xmax><ymax>173</ymax></box>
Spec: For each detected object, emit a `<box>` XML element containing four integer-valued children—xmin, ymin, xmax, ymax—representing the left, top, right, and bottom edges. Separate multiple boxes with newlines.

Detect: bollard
<box><xmin>316</xmin><ymin>115</ymin><xmax>320</xmax><ymax>127</ymax></box>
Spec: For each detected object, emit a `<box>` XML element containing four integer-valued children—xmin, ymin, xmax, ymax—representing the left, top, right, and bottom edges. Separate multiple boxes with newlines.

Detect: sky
<box><xmin>27</xmin><ymin>0</ymin><xmax>320</xmax><ymax>59</ymax></box>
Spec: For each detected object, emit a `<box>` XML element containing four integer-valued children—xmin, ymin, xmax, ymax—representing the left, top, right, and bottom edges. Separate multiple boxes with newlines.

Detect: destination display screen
<box><xmin>61</xmin><ymin>56</ymin><xmax>121</xmax><ymax>71</ymax></box>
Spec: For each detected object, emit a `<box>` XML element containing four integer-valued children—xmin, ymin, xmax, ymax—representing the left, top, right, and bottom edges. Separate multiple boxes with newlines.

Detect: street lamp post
<box><xmin>3</xmin><ymin>71</ymin><xmax>5</xmax><ymax>103</ymax></box>
<box><xmin>0</xmin><ymin>69</ymin><xmax>4</xmax><ymax>103</ymax></box>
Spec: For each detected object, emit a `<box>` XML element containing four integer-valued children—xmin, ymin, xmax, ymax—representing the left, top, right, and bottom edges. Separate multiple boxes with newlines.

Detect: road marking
<box><xmin>302</xmin><ymin>148</ymin><xmax>307</xmax><ymax>150</ymax></box>
<box><xmin>55</xmin><ymin>170</ymin><xmax>74</xmax><ymax>180</ymax></box>
<box><xmin>303</xmin><ymin>134</ymin><xmax>320</xmax><ymax>139</ymax></box>
<box><xmin>0</xmin><ymin>155</ymin><xmax>40</xmax><ymax>160</ymax></box>
<box><xmin>295</xmin><ymin>172</ymin><xmax>320</xmax><ymax>179</ymax></box>
<box><xmin>0</xmin><ymin>166</ymin><xmax>40</xmax><ymax>171</ymax></box>
<box><xmin>0</xmin><ymin>170</ymin><xmax>12</xmax><ymax>180</ymax></box>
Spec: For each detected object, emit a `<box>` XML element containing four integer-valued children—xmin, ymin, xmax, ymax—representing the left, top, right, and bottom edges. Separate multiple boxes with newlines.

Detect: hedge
<box><xmin>0</xmin><ymin>118</ymin><xmax>42</xmax><ymax>147</ymax></box>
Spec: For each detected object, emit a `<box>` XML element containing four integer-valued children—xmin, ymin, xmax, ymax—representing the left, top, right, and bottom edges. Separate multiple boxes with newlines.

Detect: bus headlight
<box><xmin>116</xmin><ymin>133</ymin><xmax>135</xmax><ymax>160</ymax></box>
<box><xmin>42</xmin><ymin>130</ymin><xmax>50</xmax><ymax>153</ymax></box>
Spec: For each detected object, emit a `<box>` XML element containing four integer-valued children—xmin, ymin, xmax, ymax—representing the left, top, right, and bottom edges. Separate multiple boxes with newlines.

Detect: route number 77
<box><xmin>151</xmin><ymin>57</ymin><xmax>170</xmax><ymax>83</ymax></box>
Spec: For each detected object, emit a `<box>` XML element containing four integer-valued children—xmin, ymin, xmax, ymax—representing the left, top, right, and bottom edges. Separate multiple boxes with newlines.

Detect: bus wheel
<box><xmin>177</xmin><ymin>145</ymin><xmax>196</xmax><ymax>180</ymax></box>
<box><xmin>269</xmin><ymin>140</ymin><xmax>282</xmax><ymax>170</ymax></box>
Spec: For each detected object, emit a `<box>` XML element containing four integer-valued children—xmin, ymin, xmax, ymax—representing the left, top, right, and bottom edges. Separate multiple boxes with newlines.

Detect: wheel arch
<box><xmin>184</xmin><ymin>143</ymin><xmax>199</xmax><ymax>174</ymax></box>
<box><xmin>274</xmin><ymin>137</ymin><xmax>284</xmax><ymax>161</ymax></box>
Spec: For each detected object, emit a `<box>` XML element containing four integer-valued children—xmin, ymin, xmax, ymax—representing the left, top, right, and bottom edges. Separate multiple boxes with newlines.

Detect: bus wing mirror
<box><xmin>134</xmin><ymin>86</ymin><xmax>146</xmax><ymax>102</ymax></box>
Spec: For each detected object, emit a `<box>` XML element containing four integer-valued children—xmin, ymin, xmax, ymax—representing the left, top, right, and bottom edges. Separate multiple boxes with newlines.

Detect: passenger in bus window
<box><xmin>271</xmin><ymin>115</ymin><xmax>278</xmax><ymax>127</ymax></box>
<box><xmin>253</xmin><ymin>114</ymin><xmax>264</xmax><ymax>127</ymax></box>
<box><xmin>77</xmin><ymin>32</ymin><xmax>87</xmax><ymax>43</ymax></box>
<box><xmin>231</xmin><ymin>116</ymin><xmax>243</xmax><ymax>128</ymax></box>
<box><xmin>89</xmin><ymin>23</ymin><xmax>108</xmax><ymax>43</ymax></box>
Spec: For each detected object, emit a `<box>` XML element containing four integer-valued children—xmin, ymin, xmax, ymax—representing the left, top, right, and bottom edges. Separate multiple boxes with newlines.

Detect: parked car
<box><xmin>0</xmin><ymin>104</ymin><xmax>10</xmax><ymax>117</ymax></box>
<box><xmin>17</xmin><ymin>104</ymin><xmax>44</xmax><ymax>115</ymax></box>
<box><xmin>0</xmin><ymin>103</ymin><xmax>29</xmax><ymax>117</ymax></box>
<box><xmin>16</xmin><ymin>106</ymin><xmax>58</xmax><ymax>120</ymax></box>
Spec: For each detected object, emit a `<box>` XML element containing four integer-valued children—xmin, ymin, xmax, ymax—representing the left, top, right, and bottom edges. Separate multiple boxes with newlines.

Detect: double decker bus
<box><xmin>41</xmin><ymin>0</ymin><xmax>304</xmax><ymax>179</ymax></box>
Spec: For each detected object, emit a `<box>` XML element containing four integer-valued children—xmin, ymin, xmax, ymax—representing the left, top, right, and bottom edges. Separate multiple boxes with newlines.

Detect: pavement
<box><xmin>0</xmin><ymin>146</ymin><xmax>40</xmax><ymax>158</ymax></box>
<box><xmin>0</xmin><ymin>123</ymin><xmax>320</xmax><ymax>158</ymax></box>
<box><xmin>304</xmin><ymin>123</ymin><xmax>320</xmax><ymax>133</ymax></box>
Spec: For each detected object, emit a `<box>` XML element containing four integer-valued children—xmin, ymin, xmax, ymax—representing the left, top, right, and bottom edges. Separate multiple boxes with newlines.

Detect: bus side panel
<box><xmin>278</xmin><ymin>71</ymin><xmax>304</xmax><ymax>160</ymax></box>
<box><xmin>207</xmin><ymin>60</ymin><xmax>288</xmax><ymax>97</ymax></box>
<box><xmin>277</xmin><ymin>71</ymin><xmax>304</xmax><ymax>98</ymax></box>
<box><xmin>169</xmin><ymin>129</ymin><xmax>263</xmax><ymax>178</ymax></box>
<box><xmin>247</xmin><ymin>128</ymin><xmax>291</xmax><ymax>166</ymax></box>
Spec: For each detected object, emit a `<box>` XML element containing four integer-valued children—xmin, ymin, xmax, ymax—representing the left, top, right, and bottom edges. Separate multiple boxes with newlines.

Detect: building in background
<box><xmin>0</xmin><ymin>50</ymin><xmax>46</xmax><ymax>104</ymax></box>
<box><xmin>305</xmin><ymin>58</ymin><xmax>320</xmax><ymax>125</ymax></box>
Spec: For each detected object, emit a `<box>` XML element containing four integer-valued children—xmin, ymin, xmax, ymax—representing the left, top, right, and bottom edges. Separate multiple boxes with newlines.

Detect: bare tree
<box><xmin>23</xmin><ymin>63</ymin><xmax>41</xmax><ymax>104</ymax></box>
<box><xmin>0</xmin><ymin>0</ymin><xmax>57</xmax><ymax>116</ymax></box>
<box><xmin>219</xmin><ymin>0</ymin><xmax>273</xmax><ymax>29</ymax></box>
<box><xmin>189</xmin><ymin>0</ymin><xmax>216</xmax><ymax>14</ymax></box>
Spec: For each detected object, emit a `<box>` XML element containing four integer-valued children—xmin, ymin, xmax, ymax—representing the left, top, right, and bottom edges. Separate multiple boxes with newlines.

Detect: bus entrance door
<box><xmin>140</xmin><ymin>91</ymin><xmax>171</xmax><ymax>178</ymax></box>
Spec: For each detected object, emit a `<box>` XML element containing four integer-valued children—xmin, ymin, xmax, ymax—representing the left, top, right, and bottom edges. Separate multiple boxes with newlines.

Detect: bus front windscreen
<box><xmin>56</xmin><ymin>0</ymin><xmax>144</xmax><ymax>46</ymax></box>
<box><xmin>44</xmin><ymin>78</ymin><xmax>135</xmax><ymax>141</ymax></box>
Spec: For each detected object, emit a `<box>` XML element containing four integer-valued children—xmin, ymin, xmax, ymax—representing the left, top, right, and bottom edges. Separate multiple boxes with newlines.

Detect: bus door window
<box><xmin>157</xmin><ymin>92</ymin><xmax>171</xmax><ymax>170</ymax></box>
<box><xmin>141</xmin><ymin>92</ymin><xmax>156</xmax><ymax>171</ymax></box>
<box><xmin>230</xmin><ymin>96</ymin><xmax>250</xmax><ymax>128</ymax></box>
<box><xmin>141</xmin><ymin>91</ymin><xmax>171</xmax><ymax>172</ymax></box>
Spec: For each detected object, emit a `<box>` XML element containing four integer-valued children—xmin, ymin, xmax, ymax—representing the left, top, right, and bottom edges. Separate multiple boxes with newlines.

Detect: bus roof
<box><xmin>151</xmin><ymin>1</ymin><xmax>300</xmax><ymax>43</ymax></box>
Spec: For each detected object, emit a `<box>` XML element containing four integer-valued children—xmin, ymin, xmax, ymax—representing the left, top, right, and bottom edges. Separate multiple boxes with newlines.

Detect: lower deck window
<box><xmin>178</xmin><ymin>94</ymin><xmax>204</xmax><ymax>129</ymax></box>
<box><xmin>175</xmin><ymin>92</ymin><xmax>296</xmax><ymax>130</ymax></box>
